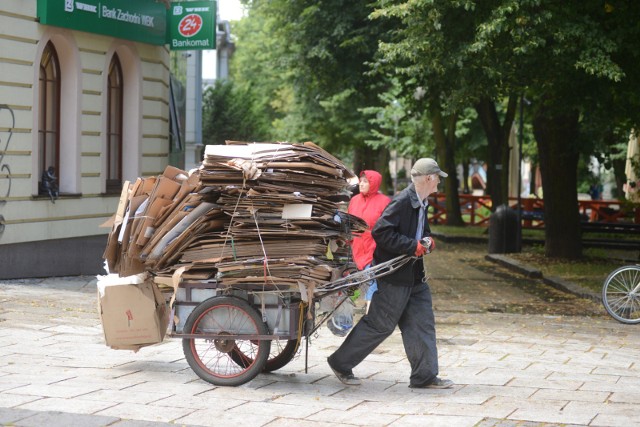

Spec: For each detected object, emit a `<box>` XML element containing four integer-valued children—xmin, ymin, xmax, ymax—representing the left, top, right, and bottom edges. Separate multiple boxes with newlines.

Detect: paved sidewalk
<box><xmin>1</xmin><ymin>242</ymin><xmax>639</xmax><ymax>426</ymax></box>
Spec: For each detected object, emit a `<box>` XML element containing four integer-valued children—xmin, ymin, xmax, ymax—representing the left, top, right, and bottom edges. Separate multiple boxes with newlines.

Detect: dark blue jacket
<box><xmin>371</xmin><ymin>183</ymin><xmax>431</xmax><ymax>286</ymax></box>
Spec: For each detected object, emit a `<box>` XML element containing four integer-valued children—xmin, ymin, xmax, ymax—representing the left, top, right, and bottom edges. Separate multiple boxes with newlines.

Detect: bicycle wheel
<box><xmin>182</xmin><ymin>296</ymin><xmax>271</xmax><ymax>386</ymax></box>
<box><xmin>231</xmin><ymin>338</ymin><xmax>300</xmax><ymax>372</ymax></box>
<box><xmin>602</xmin><ymin>265</ymin><xmax>640</xmax><ymax>324</ymax></box>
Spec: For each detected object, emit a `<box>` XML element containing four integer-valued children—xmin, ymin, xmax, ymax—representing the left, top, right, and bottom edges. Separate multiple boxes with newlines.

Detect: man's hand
<box><xmin>414</xmin><ymin>241</ymin><xmax>428</xmax><ymax>257</ymax></box>
<box><xmin>423</xmin><ymin>237</ymin><xmax>436</xmax><ymax>253</ymax></box>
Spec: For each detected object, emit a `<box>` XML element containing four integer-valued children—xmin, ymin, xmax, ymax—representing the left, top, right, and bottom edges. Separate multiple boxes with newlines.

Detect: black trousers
<box><xmin>328</xmin><ymin>280</ymin><xmax>439</xmax><ymax>386</ymax></box>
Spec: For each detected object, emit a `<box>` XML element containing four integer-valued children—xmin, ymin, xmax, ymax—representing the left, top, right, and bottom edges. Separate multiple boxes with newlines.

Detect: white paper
<box><xmin>282</xmin><ymin>204</ymin><xmax>313</xmax><ymax>219</ymax></box>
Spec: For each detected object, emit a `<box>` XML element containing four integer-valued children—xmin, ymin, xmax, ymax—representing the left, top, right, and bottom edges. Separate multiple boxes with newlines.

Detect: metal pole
<box><xmin>194</xmin><ymin>50</ymin><xmax>202</xmax><ymax>149</ymax></box>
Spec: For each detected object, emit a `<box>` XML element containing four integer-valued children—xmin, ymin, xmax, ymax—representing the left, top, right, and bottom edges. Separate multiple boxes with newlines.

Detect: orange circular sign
<box><xmin>178</xmin><ymin>14</ymin><xmax>203</xmax><ymax>37</ymax></box>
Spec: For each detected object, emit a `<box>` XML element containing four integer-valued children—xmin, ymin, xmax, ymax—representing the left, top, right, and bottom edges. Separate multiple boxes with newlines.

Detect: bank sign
<box><xmin>168</xmin><ymin>2</ymin><xmax>216</xmax><ymax>50</ymax></box>
<box><xmin>37</xmin><ymin>1</ymin><xmax>216</xmax><ymax>50</ymax></box>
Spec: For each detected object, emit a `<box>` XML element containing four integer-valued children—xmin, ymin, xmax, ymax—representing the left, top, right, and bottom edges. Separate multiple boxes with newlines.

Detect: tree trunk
<box><xmin>376</xmin><ymin>149</ymin><xmax>392</xmax><ymax>195</ymax></box>
<box><xmin>462</xmin><ymin>158</ymin><xmax>470</xmax><ymax>194</ymax></box>
<box><xmin>611</xmin><ymin>156</ymin><xmax>626</xmax><ymax>200</ymax></box>
<box><xmin>475</xmin><ymin>95</ymin><xmax>518</xmax><ymax>210</ymax></box>
<box><xmin>533</xmin><ymin>107</ymin><xmax>582</xmax><ymax>259</ymax></box>
<box><xmin>430</xmin><ymin>101</ymin><xmax>464</xmax><ymax>226</ymax></box>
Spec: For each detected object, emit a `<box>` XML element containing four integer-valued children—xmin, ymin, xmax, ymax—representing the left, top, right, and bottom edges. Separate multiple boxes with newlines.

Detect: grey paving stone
<box><xmin>12</xmin><ymin>410</ymin><xmax>120</xmax><ymax>427</ymax></box>
<box><xmin>95</xmin><ymin>402</ymin><xmax>195</xmax><ymax>424</ymax></box>
<box><xmin>1</xmin><ymin>242</ymin><xmax>639</xmax><ymax>426</ymax></box>
<box><xmin>0</xmin><ymin>407</ymin><xmax>36</xmax><ymax>424</ymax></box>
<box><xmin>110</xmin><ymin>420</ymin><xmax>204</xmax><ymax>427</ymax></box>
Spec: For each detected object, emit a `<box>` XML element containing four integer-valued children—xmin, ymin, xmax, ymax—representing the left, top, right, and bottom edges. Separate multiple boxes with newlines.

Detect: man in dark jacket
<box><xmin>327</xmin><ymin>158</ymin><xmax>454</xmax><ymax>389</ymax></box>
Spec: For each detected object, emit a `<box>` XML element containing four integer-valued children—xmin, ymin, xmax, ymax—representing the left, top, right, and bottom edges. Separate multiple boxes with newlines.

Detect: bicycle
<box><xmin>602</xmin><ymin>265</ymin><xmax>640</xmax><ymax>324</ymax></box>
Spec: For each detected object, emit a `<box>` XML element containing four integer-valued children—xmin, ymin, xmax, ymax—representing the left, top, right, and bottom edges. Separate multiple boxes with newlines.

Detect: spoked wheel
<box><xmin>231</xmin><ymin>338</ymin><xmax>300</xmax><ymax>372</ymax></box>
<box><xmin>602</xmin><ymin>265</ymin><xmax>640</xmax><ymax>324</ymax></box>
<box><xmin>182</xmin><ymin>296</ymin><xmax>271</xmax><ymax>386</ymax></box>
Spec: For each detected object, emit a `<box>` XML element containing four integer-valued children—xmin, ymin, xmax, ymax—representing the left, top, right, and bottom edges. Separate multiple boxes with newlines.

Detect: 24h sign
<box><xmin>169</xmin><ymin>1</ymin><xmax>216</xmax><ymax>50</ymax></box>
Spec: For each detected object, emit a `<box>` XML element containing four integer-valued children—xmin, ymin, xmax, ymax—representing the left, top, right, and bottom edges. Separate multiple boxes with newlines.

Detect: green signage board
<box><xmin>167</xmin><ymin>1</ymin><xmax>216</xmax><ymax>50</ymax></box>
<box><xmin>37</xmin><ymin>0</ymin><xmax>167</xmax><ymax>45</ymax></box>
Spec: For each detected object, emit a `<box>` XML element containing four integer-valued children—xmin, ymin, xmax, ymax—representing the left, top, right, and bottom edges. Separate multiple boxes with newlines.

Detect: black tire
<box><xmin>264</xmin><ymin>339</ymin><xmax>299</xmax><ymax>371</ymax></box>
<box><xmin>182</xmin><ymin>296</ymin><xmax>271</xmax><ymax>386</ymax></box>
<box><xmin>231</xmin><ymin>338</ymin><xmax>300</xmax><ymax>372</ymax></box>
<box><xmin>602</xmin><ymin>265</ymin><xmax>640</xmax><ymax>324</ymax></box>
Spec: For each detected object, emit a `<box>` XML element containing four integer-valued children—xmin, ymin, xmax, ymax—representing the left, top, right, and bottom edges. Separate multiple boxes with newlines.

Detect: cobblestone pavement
<box><xmin>1</xmin><ymin>241</ymin><xmax>639</xmax><ymax>426</ymax></box>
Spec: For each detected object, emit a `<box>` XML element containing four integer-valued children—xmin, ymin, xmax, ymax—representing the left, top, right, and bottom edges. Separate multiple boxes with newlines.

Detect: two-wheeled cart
<box><xmin>167</xmin><ymin>255</ymin><xmax>412</xmax><ymax>386</ymax></box>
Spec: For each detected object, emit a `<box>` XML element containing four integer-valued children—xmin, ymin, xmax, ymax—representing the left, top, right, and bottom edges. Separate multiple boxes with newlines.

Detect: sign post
<box><xmin>167</xmin><ymin>1</ymin><xmax>216</xmax><ymax>51</ymax></box>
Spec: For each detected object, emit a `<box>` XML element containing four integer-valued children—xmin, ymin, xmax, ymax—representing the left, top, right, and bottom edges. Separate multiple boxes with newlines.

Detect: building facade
<box><xmin>0</xmin><ymin>1</ymin><xmax>172</xmax><ymax>278</ymax></box>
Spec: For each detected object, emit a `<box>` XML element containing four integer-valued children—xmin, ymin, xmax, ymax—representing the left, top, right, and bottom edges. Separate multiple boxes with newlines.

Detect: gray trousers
<box><xmin>328</xmin><ymin>280</ymin><xmax>439</xmax><ymax>387</ymax></box>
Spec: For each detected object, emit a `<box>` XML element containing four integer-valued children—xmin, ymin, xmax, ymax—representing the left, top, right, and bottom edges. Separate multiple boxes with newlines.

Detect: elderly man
<box><xmin>327</xmin><ymin>158</ymin><xmax>454</xmax><ymax>389</ymax></box>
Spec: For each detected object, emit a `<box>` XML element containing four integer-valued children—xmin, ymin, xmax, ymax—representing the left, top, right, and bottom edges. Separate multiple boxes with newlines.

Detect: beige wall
<box><xmin>0</xmin><ymin>1</ymin><xmax>170</xmax><ymax>246</ymax></box>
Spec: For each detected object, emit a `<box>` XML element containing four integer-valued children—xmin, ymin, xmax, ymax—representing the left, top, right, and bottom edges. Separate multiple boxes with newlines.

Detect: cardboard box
<box><xmin>98</xmin><ymin>281</ymin><xmax>169</xmax><ymax>351</ymax></box>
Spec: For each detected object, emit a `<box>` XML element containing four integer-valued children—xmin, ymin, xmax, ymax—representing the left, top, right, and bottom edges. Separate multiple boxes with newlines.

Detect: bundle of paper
<box><xmin>103</xmin><ymin>141</ymin><xmax>367</xmax><ymax>296</ymax></box>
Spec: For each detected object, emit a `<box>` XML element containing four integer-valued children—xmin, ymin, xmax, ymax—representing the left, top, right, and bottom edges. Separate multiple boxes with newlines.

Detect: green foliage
<box><xmin>233</xmin><ymin>0</ymin><xmax>392</xmax><ymax>161</ymax></box>
<box><xmin>230</xmin><ymin>5</ymin><xmax>292</xmax><ymax>141</ymax></box>
<box><xmin>229</xmin><ymin>0</ymin><xmax>640</xmax><ymax>225</ymax></box>
<box><xmin>360</xmin><ymin>79</ymin><xmax>434</xmax><ymax>158</ymax></box>
<box><xmin>201</xmin><ymin>80</ymin><xmax>270</xmax><ymax>146</ymax></box>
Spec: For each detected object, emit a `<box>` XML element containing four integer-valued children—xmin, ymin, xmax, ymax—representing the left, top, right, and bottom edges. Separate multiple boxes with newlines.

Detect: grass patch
<box><xmin>431</xmin><ymin>224</ymin><xmax>545</xmax><ymax>239</ymax></box>
<box><xmin>431</xmin><ymin>224</ymin><xmax>487</xmax><ymax>237</ymax></box>
<box><xmin>432</xmin><ymin>224</ymin><xmax>636</xmax><ymax>294</ymax></box>
<box><xmin>509</xmin><ymin>250</ymin><xmax>617</xmax><ymax>293</ymax></box>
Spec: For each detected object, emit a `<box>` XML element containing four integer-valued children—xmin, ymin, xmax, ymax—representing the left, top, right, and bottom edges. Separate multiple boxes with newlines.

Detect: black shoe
<box><xmin>409</xmin><ymin>377</ymin><xmax>454</xmax><ymax>389</ymax></box>
<box><xmin>327</xmin><ymin>359</ymin><xmax>361</xmax><ymax>386</ymax></box>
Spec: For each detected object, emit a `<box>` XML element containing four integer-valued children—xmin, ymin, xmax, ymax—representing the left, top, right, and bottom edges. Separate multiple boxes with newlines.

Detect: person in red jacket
<box><xmin>348</xmin><ymin>170</ymin><xmax>390</xmax><ymax>313</ymax></box>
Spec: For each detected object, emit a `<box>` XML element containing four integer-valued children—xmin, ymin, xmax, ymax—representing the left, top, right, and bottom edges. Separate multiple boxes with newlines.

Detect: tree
<box><xmin>201</xmin><ymin>80</ymin><xmax>270</xmax><ymax>146</ymax></box>
<box><xmin>235</xmin><ymin>0</ymin><xmax>393</xmax><ymax>170</ymax></box>
<box><xmin>371</xmin><ymin>1</ymin><xmax>505</xmax><ymax>226</ymax></box>
<box><xmin>230</xmin><ymin>4</ymin><xmax>291</xmax><ymax>141</ymax></box>
<box><xmin>475</xmin><ymin>96</ymin><xmax>518</xmax><ymax>209</ymax></box>
<box><xmin>513</xmin><ymin>1</ymin><xmax>640</xmax><ymax>258</ymax></box>
<box><xmin>372</xmin><ymin>0</ymin><xmax>640</xmax><ymax>258</ymax></box>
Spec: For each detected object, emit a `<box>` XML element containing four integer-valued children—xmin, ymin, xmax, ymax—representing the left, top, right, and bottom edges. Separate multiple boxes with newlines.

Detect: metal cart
<box><xmin>167</xmin><ymin>255</ymin><xmax>412</xmax><ymax>386</ymax></box>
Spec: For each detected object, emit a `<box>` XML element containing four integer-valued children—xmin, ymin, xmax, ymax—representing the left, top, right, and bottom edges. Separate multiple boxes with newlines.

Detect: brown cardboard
<box><xmin>161</xmin><ymin>165</ymin><xmax>188</xmax><ymax>180</ymax></box>
<box><xmin>98</xmin><ymin>281</ymin><xmax>169</xmax><ymax>351</ymax></box>
<box><xmin>102</xmin><ymin>182</ymin><xmax>131</xmax><ymax>271</ymax></box>
<box><xmin>148</xmin><ymin>176</ymin><xmax>182</xmax><ymax>202</ymax></box>
<box><xmin>118</xmin><ymin>248</ymin><xmax>146</xmax><ymax>277</ymax></box>
<box><xmin>135</xmin><ymin>197</ymin><xmax>173</xmax><ymax>246</ymax></box>
<box><xmin>117</xmin><ymin>195</ymin><xmax>149</xmax><ymax>276</ymax></box>
<box><xmin>137</xmin><ymin>176</ymin><xmax>157</xmax><ymax>196</ymax></box>
<box><xmin>131</xmin><ymin>177</ymin><xmax>182</xmax><ymax>248</ymax></box>
<box><xmin>103</xmin><ymin>223</ymin><xmax>121</xmax><ymax>273</ymax></box>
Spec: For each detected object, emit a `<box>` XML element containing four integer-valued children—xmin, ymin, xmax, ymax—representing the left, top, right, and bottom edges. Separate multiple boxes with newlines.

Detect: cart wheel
<box><xmin>182</xmin><ymin>296</ymin><xmax>271</xmax><ymax>386</ymax></box>
<box><xmin>602</xmin><ymin>265</ymin><xmax>640</xmax><ymax>324</ymax></box>
<box><xmin>231</xmin><ymin>338</ymin><xmax>300</xmax><ymax>372</ymax></box>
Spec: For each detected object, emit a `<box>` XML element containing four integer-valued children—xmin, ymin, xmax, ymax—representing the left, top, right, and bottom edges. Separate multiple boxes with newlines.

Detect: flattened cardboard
<box><xmin>103</xmin><ymin>181</ymin><xmax>131</xmax><ymax>271</ymax></box>
<box><xmin>135</xmin><ymin>197</ymin><xmax>173</xmax><ymax>246</ymax></box>
<box><xmin>161</xmin><ymin>165</ymin><xmax>188</xmax><ymax>181</ymax></box>
<box><xmin>98</xmin><ymin>281</ymin><xmax>169</xmax><ymax>351</ymax></box>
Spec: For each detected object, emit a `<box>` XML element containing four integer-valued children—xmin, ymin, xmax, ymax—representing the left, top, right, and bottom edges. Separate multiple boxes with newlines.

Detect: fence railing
<box><xmin>426</xmin><ymin>193</ymin><xmax>640</xmax><ymax>228</ymax></box>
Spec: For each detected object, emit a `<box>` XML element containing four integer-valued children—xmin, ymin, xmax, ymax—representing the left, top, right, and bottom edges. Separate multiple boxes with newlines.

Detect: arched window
<box><xmin>106</xmin><ymin>54</ymin><xmax>123</xmax><ymax>193</ymax></box>
<box><xmin>38</xmin><ymin>41</ymin><xmax>60</xmax><ymax>192</ymax></box>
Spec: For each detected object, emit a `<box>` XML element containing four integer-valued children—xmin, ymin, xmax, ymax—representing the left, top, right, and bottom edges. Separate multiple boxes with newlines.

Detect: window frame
<box><xmin>38</xmin><ymin>41</ymin><xmax>61</xmax><ymax>192</ymax></box>
<box><xmin>106</xmin><ymin>54</ymin><xmax>124</xmax><ymax>194</ymax></box>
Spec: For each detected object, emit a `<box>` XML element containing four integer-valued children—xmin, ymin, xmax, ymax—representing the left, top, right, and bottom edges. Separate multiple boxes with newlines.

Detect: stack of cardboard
<box><xmin>103</xmin><ymin>141</ymin><xmax>367</xmax><ymax>296</ymax></box>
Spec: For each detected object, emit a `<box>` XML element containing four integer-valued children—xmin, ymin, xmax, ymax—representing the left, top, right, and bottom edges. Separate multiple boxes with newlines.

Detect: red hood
<box><xmin>361</xmin><ymin>170</ymin><xmax>382</xmax><ymax>195</ymax></box>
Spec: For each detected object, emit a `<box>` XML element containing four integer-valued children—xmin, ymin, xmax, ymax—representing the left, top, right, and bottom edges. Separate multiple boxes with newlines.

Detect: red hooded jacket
<box><xmin>348</xmin><ymin>170</ymin><xmax>391</xmax><ymax>270</ymax></box>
